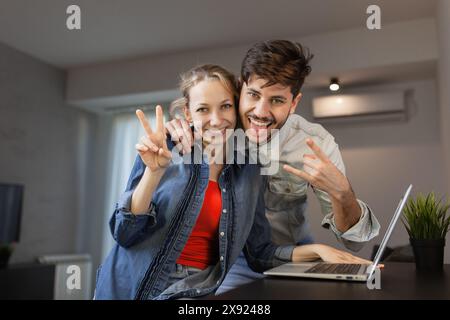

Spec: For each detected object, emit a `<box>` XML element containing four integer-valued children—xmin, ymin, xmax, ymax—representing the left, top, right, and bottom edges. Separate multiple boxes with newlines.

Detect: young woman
<box><xmin>94</xmin><ymin>64</ymin><xmax>369</xmax><ymax>300</ymax></box>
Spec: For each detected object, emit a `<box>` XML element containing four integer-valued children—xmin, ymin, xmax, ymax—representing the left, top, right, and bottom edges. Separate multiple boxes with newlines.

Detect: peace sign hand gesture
<box><xmin>135</xmin><ymin>105</ymin><xmax>172</xmax><ymax>173</ymax></box>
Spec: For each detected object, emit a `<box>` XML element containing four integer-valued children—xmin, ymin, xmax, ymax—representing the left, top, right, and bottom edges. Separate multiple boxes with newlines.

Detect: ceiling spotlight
<box><xmin>329</xmin><ymin>78</ymin><xmax>340</xmax><ymax>91</ymax></box>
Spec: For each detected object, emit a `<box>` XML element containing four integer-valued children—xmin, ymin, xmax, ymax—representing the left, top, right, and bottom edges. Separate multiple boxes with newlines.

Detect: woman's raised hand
<box><xmin>135</xmin><ymin>106</ymin><xmax>172</xmax><ymax>172</ymax></box>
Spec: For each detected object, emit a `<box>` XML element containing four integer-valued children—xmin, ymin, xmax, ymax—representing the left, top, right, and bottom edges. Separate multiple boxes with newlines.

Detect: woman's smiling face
<box><xmin>184</xmin><ymin>79</ymin><xmax>237</xmax><ymax>146</ymax></box>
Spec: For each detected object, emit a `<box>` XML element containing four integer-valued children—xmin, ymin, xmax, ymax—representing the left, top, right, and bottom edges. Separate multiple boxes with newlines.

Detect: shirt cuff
<box><xmin>321</xmin><ymin>199</ymin><xmax>380</xmax><ymax>243</ymax></box>
<box><xmin>273</xmin><ymin>245</ymin><xmax>295</xmax><ymax>265</ymax></box>
<box><xmin>116</xmin><ymin>190</ymin><xmax>157</xmax><ymax>223</ymax></box>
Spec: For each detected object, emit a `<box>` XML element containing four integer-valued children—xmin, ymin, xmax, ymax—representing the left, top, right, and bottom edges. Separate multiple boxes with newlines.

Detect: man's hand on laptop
<box><xmin>292</xmin><ymin>244</ymin><xmax>372</xmax><ymax>265</ymax></box>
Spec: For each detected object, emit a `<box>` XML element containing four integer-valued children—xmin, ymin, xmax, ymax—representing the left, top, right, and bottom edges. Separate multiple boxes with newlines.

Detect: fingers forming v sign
<box><xmin>135</xmin><ymin>106</ymin><xmax>172</xmax><ymax>172</ymax></box>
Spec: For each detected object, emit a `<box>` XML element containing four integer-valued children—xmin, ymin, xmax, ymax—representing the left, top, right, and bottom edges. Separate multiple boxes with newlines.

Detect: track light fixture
<box><xmin>329</xmin><ymin>77</ymin><xmax>340</xmax><ymax>91</ymax></box>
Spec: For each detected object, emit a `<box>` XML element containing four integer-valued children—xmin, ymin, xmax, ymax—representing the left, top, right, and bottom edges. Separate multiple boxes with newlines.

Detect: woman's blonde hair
<box><xmin>170</xmin><ymin>64</ymin><xmax>239</xmax><ymax>119</ymax></box>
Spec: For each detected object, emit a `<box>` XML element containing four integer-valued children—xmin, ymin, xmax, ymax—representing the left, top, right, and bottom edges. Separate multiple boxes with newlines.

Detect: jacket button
<box><xmin>222</xmin><ymin>188</ymin><xmax>226</xmax><ymax>193</ymax></box>
<box><xmin>220</xmin><ymin>256</ymin><xmax>224</xmax><ymax>261</ymax></box>
<box><xmin>220</xmin><ymin>231</ymin><xmax>225</xmax><ymax>237</ymax></box>
<box><xmin>222</xmin><ymin>209</ymin><xmax>227</xmax><ymax>213</ymax></box>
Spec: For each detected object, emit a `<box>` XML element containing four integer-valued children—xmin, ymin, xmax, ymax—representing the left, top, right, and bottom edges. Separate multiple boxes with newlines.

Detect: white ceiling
<box><xmin>0</xmin><ymin>0</ymin><xmax>436</xmax><ymax>68</ymax></box>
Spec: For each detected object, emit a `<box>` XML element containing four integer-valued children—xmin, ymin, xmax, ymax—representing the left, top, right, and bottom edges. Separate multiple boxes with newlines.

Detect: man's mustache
<box><xmin>248</xmin><ymin>114</ymin><xmax>275</xmax><ymax>123</ymax></box>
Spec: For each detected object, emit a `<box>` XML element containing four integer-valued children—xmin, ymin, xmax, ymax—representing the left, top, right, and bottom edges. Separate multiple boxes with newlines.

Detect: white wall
<box><xmin>299</xmin><ymin>78</ymin><xmax>449</xmax><ymax>262</ymax></box>
<box><xmin>66</xmin><ymin>18</ymin><xmax>437</xmax><ymax>111</ymax></box>
<box><xmin>0</xmin><ymin>42</ymin><xmax>94</xmax><ymax>263</ymax></box>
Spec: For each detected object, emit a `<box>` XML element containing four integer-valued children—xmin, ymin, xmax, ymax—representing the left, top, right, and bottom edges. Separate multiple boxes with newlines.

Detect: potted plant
<box><xmin>402</xmin><ymin>192</ymin><xmax>450</xmax><ymax>272</ymax></box>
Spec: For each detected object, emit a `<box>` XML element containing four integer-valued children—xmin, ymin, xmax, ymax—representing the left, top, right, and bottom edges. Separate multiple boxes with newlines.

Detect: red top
<box><xmin>176</xmin><ymin>180</ymin><xmax>222</xmax><ymax>269</ymax></box>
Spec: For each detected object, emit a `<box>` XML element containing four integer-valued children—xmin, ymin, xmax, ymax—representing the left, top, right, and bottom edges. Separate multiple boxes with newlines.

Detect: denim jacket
<box><xmin>95</xmin><ymin>142</ymin><xmax>294</xmax><ymax>300</ymax></box>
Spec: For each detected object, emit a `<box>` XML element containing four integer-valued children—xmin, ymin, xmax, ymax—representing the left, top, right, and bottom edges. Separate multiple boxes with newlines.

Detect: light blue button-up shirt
<box><xmin>257</xmin><ymin>114</ymin><xmax>380</xmax><ymax>251</ymax></box>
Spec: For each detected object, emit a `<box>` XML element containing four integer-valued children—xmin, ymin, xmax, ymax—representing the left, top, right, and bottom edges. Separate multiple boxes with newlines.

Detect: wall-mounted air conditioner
<box><xmin>312</xmin><ymin>91</ymin><xmax>407</xmax><ymax>123</ymax></box>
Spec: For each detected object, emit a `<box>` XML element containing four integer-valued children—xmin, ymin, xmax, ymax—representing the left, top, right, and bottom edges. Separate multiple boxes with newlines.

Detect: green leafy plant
<box><xmin>402</xmin><ymin>192</ymin><xmax>450</xmax><ymax>240</ymax></box>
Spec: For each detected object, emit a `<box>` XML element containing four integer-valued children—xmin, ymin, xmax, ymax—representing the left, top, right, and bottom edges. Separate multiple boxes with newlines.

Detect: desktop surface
<box><xmin>210</xmin><ymin>262</ymin><xmax>450</xmax><ymax>300</ymax></box>
<box><xmin>0</xmin><ymin>263</ymin><xmax>55</xmax><ymax>300</ymax></box>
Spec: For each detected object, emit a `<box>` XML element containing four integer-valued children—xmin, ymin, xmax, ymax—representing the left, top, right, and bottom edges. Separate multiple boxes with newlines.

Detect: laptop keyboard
<box><xmin>304</xmin><ymin>263</ymin><xmax>362</xmax><ymax>275</ymax></box>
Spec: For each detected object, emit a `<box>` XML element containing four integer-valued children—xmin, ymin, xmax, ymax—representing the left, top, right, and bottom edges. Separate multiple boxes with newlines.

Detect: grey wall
<box><xmin>298</xmin><ymin>78</ymin><xmax>449</xmax><ymax>262</ymax></box>
<box><xmin>0</xmin><ymin>42</ymin><xmax>94</xmax><ymax>263</ymax></box>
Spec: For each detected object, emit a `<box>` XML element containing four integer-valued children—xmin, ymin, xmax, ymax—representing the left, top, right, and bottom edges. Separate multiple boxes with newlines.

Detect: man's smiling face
<box><xmin>239</xmin><ymin>76</ymin><xmax>302</xmax><ymax>144</ymax></box>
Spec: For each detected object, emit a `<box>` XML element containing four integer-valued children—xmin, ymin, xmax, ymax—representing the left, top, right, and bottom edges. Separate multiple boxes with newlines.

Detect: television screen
<box><xmin>0</xmin><ymin>183</ymin><xmax>24</xmax><ymax>243</ymax></box>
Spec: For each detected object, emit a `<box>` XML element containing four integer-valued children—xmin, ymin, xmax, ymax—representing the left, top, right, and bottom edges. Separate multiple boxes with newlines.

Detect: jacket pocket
<box><xmin>265</xmin><ymin>177</ymin><xmax>308</xmax><ymax>211</ymax></box>
<box><xmin>267</xmin><ymin>177</ymin><xmax>308</xmax><ymax>196</ymax></box>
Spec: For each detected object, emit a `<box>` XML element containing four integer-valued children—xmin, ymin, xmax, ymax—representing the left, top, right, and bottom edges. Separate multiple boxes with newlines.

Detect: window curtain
<box><xmin>100</xmin><ymin>106</ymin><xmax>166</xmax><ymax>259</ymax></box>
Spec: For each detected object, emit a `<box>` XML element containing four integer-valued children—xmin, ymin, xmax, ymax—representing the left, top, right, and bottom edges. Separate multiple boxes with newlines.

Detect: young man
<box><xmin>165</xmin><ymin>40</ymin><xmax>380</xmax><ymax>293</ymax></box>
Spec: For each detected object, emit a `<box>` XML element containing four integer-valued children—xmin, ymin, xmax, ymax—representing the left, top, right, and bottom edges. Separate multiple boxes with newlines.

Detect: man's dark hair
<box><xmin>241</xmin><ymin>40</ymin><xmax>314</xmax><ymax>98</ymax></box>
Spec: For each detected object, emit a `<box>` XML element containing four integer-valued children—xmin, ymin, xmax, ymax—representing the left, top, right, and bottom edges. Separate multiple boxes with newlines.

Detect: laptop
<box><xmin>264</xmin><ymin>184</ymin><xmax>413</xmax><ymax>282</ymax></box>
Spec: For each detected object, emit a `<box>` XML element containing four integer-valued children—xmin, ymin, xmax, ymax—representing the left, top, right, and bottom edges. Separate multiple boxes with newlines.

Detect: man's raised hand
<box><xmin>283</xmin><ymin>138</ymin><xmax>351</xmax><ymax>201</ymax></box>
<box><xmin>165</xmin><ymin>118</ymin><xmax>194</xmax><ymax>154</ymax></box>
